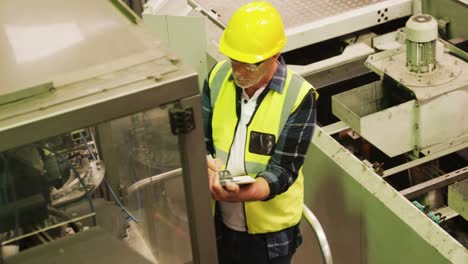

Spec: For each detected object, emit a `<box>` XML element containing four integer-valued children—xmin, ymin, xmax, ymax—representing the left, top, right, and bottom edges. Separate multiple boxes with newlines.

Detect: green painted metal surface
<box><xmin>295</xmin><ymin>126</ymin><xmax>468</xmax><ymax>263</ymax></box>
<box><xmin>423</xmin><ymin>0</ymin><xmax>468</xmax><ymax>40</ymax></box>
<box><xmin>448</xmin><ymin>178</ymin><xmax>468</xmax><ymax>221</ymax></box>
<box><xmin>332</xmin><ymin>72</ymin><xmax>468</xmax><ymax>158</ymax></box>
<box><xmin>143</xmin><ymin>15</ymin><xmax>208</xmax><ymax>89</ymax></box>
<box><xmin>331</xmin><ymin>81</ymin><xmax>416</xmax><ymax>157</ymax></box>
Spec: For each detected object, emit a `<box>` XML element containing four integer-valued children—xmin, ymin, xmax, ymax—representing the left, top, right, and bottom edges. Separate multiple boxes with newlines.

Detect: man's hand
<box><xmin>206</xmin><ymin>154</ymin><xmax>222</xmax><ymax>180</ymax></box>
<box><xmin>210</xmin><ymin>172</ymin><xmax>240</xmax><ymax>201</ymax></box>
<box><xmin>211</xmin><ymin>177</ymin><xmax>270</xmax><ymax>202</ymax></box>
<box><xmin>206</xmin><ymin>155</ymin><xmax>270</xmax><ymax>202</ymax></box>
<box><xmin>206</xmin><ymin>155</ymin><xmax>240</xmax><ymax>200</ymax></box>
<box><xmin>241</xmin><ymin>177</ymin><xmax>270</xmax><ymax>201</ymax></box>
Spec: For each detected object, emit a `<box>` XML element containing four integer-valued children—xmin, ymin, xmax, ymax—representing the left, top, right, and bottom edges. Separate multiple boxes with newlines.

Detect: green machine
<box><xmin>299</xmin><ymin>1</ymin><xmax>468</xmax><ymax>263</ymax></box>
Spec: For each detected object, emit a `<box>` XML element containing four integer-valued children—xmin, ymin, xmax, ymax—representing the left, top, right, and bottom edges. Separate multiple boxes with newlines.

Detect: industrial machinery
<box><xmin>1</xmin><ymin>0</ymin><xmax>467</xmax><ymax>263</ymax></box>
<box><xmin>143</xmin><ymin>0</ymin><xmax>468</xmax><ymax>263</ymax></box>
<box><xmin>0</xmin><ymin>0</ymin><xmax>217</xmax><ymax>263</ymax></box>
<box><xmin>321</xmin><ymin>11</ymin><xmax>468</xmax><ymax>263</ymax></box>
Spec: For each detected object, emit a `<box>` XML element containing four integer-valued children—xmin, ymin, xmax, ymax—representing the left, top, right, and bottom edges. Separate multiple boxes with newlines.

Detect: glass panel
<box><xmin>98</xmin><ymin>104</ymin><xmax>193</xmax><ymax>264</ymax></box>
<box><xmin>0</xmin><ymin>128</ymin><xmax>104</xmax><ymax>250</ymax></box>
<box><xmin>0</xmin><ymin>104</ymin><xmax>193</xmax><ymax>263</ymax></box>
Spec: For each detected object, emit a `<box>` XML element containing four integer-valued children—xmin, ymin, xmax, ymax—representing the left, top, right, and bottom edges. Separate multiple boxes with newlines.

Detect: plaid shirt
<box><xmin>202</xmin><ymin>56</ymin><xmax>317</xmax><ymax>258</ymax></box>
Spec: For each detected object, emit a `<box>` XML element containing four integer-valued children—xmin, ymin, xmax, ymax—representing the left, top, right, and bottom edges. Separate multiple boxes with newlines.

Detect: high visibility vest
<box><xmin>208</xmin><ymin>60</ymin><xmax>316</xmax><ymax>234</ymax></box>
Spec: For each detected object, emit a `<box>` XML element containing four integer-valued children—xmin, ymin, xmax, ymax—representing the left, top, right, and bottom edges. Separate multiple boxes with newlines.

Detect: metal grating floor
<box><xmin>195</xmin><ymin>0</ymin><xmax>388</xmax><ymax>29</ymax></box>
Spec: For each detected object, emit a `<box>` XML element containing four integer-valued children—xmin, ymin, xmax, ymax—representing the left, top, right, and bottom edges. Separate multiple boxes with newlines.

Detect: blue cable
<box><xmin>127</xmin><ymin>157</ymin><xmax>142</xmax><ymax>222</ymax></box>
<box><xmin>104</xmin><ymin>178</ymin><xmax>139</xmax><ymax>223</ymax></box>
<box><xmin>81</xmin><ymin>135</ymin><xmax>139</xmax><ymax>223</ymax></box>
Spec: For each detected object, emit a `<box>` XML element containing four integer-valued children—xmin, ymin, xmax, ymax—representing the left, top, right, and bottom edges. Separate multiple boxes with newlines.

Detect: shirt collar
<box><xmin>229</xmin><ymin>55</ymin><xmax>287</xmax><ymax>94</ymax></box>
<box><xmin>269</xmin><ymin>56</ymin><xmax>287</xmax><ymax>94</ymax></box>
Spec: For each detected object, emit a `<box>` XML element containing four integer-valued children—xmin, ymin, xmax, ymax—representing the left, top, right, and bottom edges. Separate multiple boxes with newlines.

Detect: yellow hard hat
<box><xmin>219</xmin><ymin>1</ymin><xmax>286</xmax><ymax>64</ymax></box>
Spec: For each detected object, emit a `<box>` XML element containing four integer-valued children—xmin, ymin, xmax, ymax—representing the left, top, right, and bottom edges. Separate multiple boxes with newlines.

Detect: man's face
<box><xmin>230</xmin><ymin>58</ymin><xmax>269</xmax><ymax>89</ymax></box>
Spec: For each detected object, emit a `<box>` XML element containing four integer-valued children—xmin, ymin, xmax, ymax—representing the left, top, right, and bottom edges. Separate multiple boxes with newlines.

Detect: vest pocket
<box><xmin>249</xmin><ymin>131</ymin><xmax>276</xmax><ymax>156</ymax></box>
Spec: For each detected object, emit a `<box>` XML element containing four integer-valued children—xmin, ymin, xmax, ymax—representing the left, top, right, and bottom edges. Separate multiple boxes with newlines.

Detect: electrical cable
<box><xmin>80</xmin><ymin>135</ymin><xmax>139</xmax><ymax>223</ymax></box>
<box><xmin>103</xmin><ymin>178</ymin><xmax>139</xmax><ymax>223</ymax></box>
<box><xmin>37</xmin><ymin>145</ymin><xmax>97</xmax><ymax>226</ymax></box>
<box><xmin>127</xmin><ymin>157</ymin><xmax>142</xmax><ymax>222</ymax></box>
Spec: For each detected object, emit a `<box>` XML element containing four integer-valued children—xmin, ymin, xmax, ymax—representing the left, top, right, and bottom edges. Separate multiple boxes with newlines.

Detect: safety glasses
<box><xmin>230</xmin><ymin>58</ymin><xmax>267</xmax><ymax>72</ymax></box>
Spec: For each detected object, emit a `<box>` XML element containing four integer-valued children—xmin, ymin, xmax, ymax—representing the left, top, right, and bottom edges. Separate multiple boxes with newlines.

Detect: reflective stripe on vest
<box><xmin>208</xmin><ymin>60</ymin><xmax>314</xmax><ymax>233</ymax></box>
<box><xmin>209</xmin><ymin>61</ymin><xmax>232</xmax><ymax>109</ymax></box>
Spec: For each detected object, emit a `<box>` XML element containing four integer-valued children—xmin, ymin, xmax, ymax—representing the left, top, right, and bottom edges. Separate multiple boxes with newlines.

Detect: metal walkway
<box><xmin>190</xmin><ymin>0</ymin><xmax>412</xmax><ymax>52</ymax></box>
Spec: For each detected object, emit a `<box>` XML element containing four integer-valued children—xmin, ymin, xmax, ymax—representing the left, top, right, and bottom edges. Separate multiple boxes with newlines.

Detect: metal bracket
<box><xmin>169</xmin><ymin>105</ymin><xmax>195</xmax><ymax>135</ymax></box>
<box><xmin>410</xmin><ymin>99</ymin><xmax>420</xmax><ymax>159</ymax></box>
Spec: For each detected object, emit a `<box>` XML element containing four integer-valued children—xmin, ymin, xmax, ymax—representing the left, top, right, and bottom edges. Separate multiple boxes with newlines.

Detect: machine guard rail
<box><xmin>303</xmin><ymin>204</ymin><xmax>333</xmax><ymax>264</ymax></box>
<box><xmin>128</xmin><ymin>170</ymin><xmax>333</xmax><ymax>264</ymax></box>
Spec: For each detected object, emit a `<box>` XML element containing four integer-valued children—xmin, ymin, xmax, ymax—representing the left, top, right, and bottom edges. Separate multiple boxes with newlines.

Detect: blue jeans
<box><xmin>216</xmin><ymin>222</ymin><xmax>293</xmax><ymax>264</ymax></box>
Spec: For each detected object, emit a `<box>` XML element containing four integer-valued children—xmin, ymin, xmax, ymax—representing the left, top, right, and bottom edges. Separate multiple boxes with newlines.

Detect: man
<box><xmin>202</xmin><ymin>2</ymin><xmax>317</xmax><ymax>264</ymax></box>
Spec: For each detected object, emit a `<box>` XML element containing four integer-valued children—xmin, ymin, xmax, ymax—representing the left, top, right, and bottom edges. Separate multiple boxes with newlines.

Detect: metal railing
<box><xmin>187</xmin><ymin>0</ymin><xmax>226</xmax><ymax>30</ymax></box>
<box><xmin>302</xmin><ymin>204</ymin><xmax>333</xmax><ymax>264</ymax></box>
<box><xmin>128</xmin><ymin>170</ymin><xmax>333</xmax><ymax>263</ymax></box>
<box><xmin>127</xmin><ymin>168</ymin><xmax>182</xmax><ymax>193</ymax></box>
